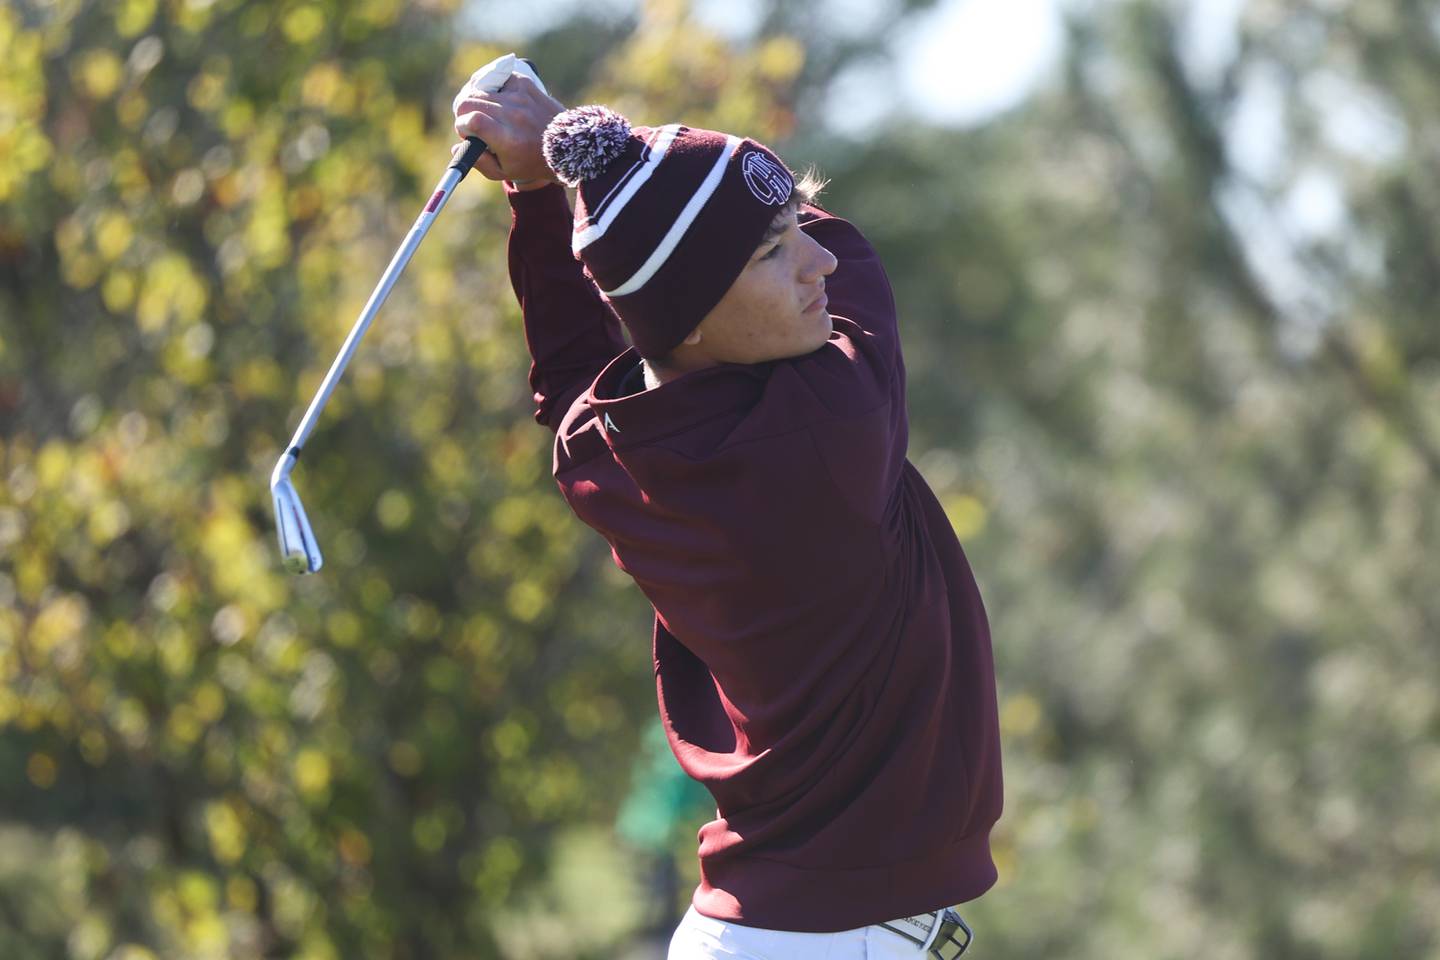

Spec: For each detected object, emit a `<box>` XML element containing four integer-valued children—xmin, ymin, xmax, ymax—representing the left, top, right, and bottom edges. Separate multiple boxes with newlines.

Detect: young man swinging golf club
<box><xmin>454</xmin><ymin>69</ymin><xmax>1003</xmax><ymax>959</ymax></box>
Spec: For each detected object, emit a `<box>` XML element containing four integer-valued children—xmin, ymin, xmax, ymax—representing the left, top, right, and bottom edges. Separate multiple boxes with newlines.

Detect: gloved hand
<box><xmin>451</xmin><ymin>53</ymin><xmax>565</xmax><ymax>186</ymax></box>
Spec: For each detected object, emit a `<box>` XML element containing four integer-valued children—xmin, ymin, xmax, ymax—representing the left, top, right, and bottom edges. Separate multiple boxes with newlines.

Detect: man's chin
<box><xmin>801</xmin><ymin>320</ymin><xmax>834</xmax><ymax>356</ymax></box>
<box><xmin>751</xmin><ymin>321</ymin><xmax>834</xmax><ymax>363</ymax></box>
<box><xmin>816</xmin><ymin>311</ymin><xmax>834</xmax><ymax>342</ymax></box>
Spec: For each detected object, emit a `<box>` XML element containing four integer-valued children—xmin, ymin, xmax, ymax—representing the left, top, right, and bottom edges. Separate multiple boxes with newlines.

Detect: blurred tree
<box><xmin>801</xmin><ymin>2</ymin><xmax>1439</xmax><ymax>957</ymax></box>
<box><xmin>5</xmin><ymin>0</ymin><xmax>1438</xmax><ymax>957</ymax></box>
<box><xmin>0</xmin><ymin>0</ymin><xmax>817</xmax><ymax>956</ymax></box>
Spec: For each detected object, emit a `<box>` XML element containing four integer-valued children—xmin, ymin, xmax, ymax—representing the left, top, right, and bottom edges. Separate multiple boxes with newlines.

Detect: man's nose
<box><xmin>803</xmin><ymin>234</ymin><xmax>838</xmax><ymax>279</ymax></box>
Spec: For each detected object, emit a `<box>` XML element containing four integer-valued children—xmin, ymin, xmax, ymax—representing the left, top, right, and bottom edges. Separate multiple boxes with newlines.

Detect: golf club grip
<box><xmin>448</xmin><ymin>135</ymin><xmax>489</xmax><ymax>174</ymax></box>
<box><xmin>448</xmin><ymin>57</ymin><xmax>543</xmax><ymax>176</ymax></box>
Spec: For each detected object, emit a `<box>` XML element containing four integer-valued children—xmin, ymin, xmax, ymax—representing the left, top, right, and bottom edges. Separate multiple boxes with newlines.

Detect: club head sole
<box><xmin>270</xmin><ymin>475</ymin><xmax>323</xmax><ymax>574</ymax></box>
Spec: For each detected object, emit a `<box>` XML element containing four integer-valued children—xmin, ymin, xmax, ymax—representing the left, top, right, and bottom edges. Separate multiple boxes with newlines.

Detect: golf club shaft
<box><xmin>282</xmin><ymin>137</ymin><xmax>486</xmax><ymax>458</ymax></box>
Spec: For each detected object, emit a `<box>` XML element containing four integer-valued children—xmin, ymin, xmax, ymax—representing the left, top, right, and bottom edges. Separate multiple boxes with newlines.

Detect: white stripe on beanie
<box><xmin>603</xmin><ymin>134</ymin><xmax>742</xmax><ymax>299</ymax></box>
<box><xmin>572</xmin><ymin>124</ymin><xmax>682</xmax><ymax>255</ymax></box>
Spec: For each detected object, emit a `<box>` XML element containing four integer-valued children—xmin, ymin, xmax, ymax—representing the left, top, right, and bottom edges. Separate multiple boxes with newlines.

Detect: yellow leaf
<box><xmin>205</xmin><ymin>802</ymin><xmax>247</xmax><ymax>864</ymax></box>
<box><xmin>175</xmin><ymin>0</ymin><xmax>218</xmax><ymax>32</ymax></box>
<box><xmin>114</xmin><ymin>149</ymin><xmax>149</xmax><ymax>194</ymax></box>
<box><xmin>55</xmin><ymin>217</ymin><xmax>84</xmax><ymax>254</ymax></box>
<box><xmin>95</xmin><ymin>211</ymin><xmax>134</xmax><ymax>261</ymax></box>
<box><xmin>490</xmin><ymin>718</ymin><xmax>530</xmax><ymax>760</ymax></box>
<box><xmin>109</xmin><ymin>947</ymin><xmax>159</xmax><ymax>960</ymax></box>
<box><xmin>755</xmin><ymin>35</ymin><xmax>805</xmax><ymax>81</ymax></box>
<box><xmin>283</xmin><ymin>5</ymin><xmax>326</xmax><ymax>44</ymax></box>
<box><xmin>187</xmin><ymin>71</ymin><xmax>225</xmax><ymax>112</ymax></box>
<box><xmin>187</xmin><ymin>914</ymin><xmax>227</xmax><ymax>953</ymax></box>
<box><xmin>492</xmin><ymin>496</ymin><xmax>532</xmax><ymax>537</ymax></box>
<box><xmin>301</xmin><ymin>62</ymin><xmax>343</xmax><ymax>109</ymax></box>
<box><xmin>103</xmin><ymin>270</ymin><xmax>137</xmax><ymax>312</ymax></box>
<box><xmin>244</xmin><ymin>176</ymin><xmax>292</xmax><ymax>268</ymax></box>
<box><xmin>62</xmin><ymin>251</ymin><xmax>103</xmax><ymax>289</ymax></box>
<box><xmin>192</xmin><ymin>683</ymin><xmax>226</xmax><ymax>724</ymax></box>
<box><xmin>113</xmin><ymin>697</ymin><xmax>150</xmax><ymax>749</ymax></box>
<box><xmin>294</xmin><ymin>749</ymin><xmax>332</xmax><ymax>797</ymax></box>
<box><xmin>137</xmin><ymin>253</ymin><xmax>210</xmax><ymax>331</ymax></box>
<box><xmin>114</xmin><ymin>0</ymin><xmax>158</xmax><ymax>37</ymax></box>
<box><xmin>473</xmin><ymin>837</ymin><xmax>522</xmax><ymax>899</ymax></box>
<box><xmin>118</xmin><ymin>91</ymin><xmax>148</xmax><ymax>128</ymax></box>
<box><xmin>89</xmin><ymin>499</ymin><xmax>132</xmax><ymax>546</ymax></box>
<box><xmin>222</xmin><ymin>99</ymin><xmax>255</xmax><ymax>137</ymax></box>
<box><xmin>943</xmin><ymin>493</ymin><xmax>988</xmax><ymax>541</ymax></box>
<box><xmin>326</xmin><ymin>609</ymin><xmax>362</xmax><ymax>648</ymax></box>
<box><xmin>177</xmin><ymin>870</ymin><xmax>218</xmax><ymax>912</ymax></box>
<box><xmin>359</xmin><ymin>0</ymin><xmax>401</xmax><ymax>27</ymax></box>
<box><xmin>0</xmin><ymin>124</ymin><xmax>53</xmax><ymax>201</ymax></box>
<box><xmin>158</xmin><ymin>624</ymin><xmax>196</xmax><ymax>678</ymax></box>
<box><xmin>15</xmin><ymin>553</ymin><xmax>50</xmax><ymax>604</ymax></box>
<box><xmin>105</xmin><ymin>622</ymin><xmax>139</xmax><ymax>659</ymax></box>
<box><xmin>386</xmin><ymin>104</ymin><xmax>423</xmax><ymax>154</ymax></box>
<box><xmin>375</xmin><ymin>489</ymin><xmax>412</xmax><ymax>530</ymax></box>
<box><xmin>234</xmin><ymin>357</ymin><xmax>283</xmax><ymax>399</ymax></box>
<box><xmin>73</xmin><ymin>50</ymin><xmax>124</xmax><ymax>99</ymax></box>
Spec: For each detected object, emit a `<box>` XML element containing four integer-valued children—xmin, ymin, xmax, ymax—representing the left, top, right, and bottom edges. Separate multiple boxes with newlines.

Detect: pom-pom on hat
<box><xmin>540</xmin><ymin>105</ymin><xmax>797</xmax><ymax>360</ymax></box>
<box><xmin>543</xmin><ymin>105</ymin><xmax>633</xmax><ymax>187</ymax></box>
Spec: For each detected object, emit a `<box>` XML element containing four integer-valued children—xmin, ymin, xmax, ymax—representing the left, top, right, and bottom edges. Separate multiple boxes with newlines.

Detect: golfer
<box><xmin>454</xmin><ymin>73</ymin><xmax>1003</xmax><ymax>959</ymax></box>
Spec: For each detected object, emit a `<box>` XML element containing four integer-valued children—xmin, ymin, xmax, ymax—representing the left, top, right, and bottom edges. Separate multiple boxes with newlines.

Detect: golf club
<box><xmin>271</xmin><ymin>54</ymin><xmax>546</xmax><ymax>574</ymax></box>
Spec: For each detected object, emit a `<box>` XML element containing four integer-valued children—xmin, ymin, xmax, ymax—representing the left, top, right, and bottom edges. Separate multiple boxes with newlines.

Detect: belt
<box><xmin>879</xmin><ymin>907</ymin><xmax>973</xmax><ymax>958</ymax></box>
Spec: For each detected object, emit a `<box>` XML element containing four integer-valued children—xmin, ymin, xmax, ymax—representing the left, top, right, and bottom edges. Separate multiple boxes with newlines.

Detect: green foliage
<box><xmin>3</xmin><ymin>0</ymin><xmax>1438</xmax><ymax>958</ymax></box>
<box><xmin>808</xmin><ymin>4</ymin><xmax>1440</xmax><ymax>957</ymax></box>
<box><xmin>1</xmin><ymin>0</ymin><xmax>795</xmax><ymax>956</ymax></box>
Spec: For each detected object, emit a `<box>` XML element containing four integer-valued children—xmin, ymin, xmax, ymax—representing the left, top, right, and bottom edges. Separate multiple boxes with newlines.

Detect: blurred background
<box><xmin>2</xmin><ymin>0</ymin><xmax>1438</xmax><ymax>956</ymax></box>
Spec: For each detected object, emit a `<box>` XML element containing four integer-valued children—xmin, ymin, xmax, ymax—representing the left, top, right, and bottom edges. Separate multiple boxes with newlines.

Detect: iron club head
<box><xmin>270</xmin><ymin>451</ymin><xmax>322</xmax><ymax>574</ymax></box>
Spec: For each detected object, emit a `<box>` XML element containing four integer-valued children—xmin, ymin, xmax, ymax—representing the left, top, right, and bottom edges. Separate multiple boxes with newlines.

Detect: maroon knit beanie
<box><xmin>541</xmin><ymin>106</ymin><xmax>796</xmax><ymax>359</ymax></box>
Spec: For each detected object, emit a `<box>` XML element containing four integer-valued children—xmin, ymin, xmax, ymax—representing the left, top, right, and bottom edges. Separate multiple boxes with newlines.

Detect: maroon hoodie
<box><xmin>506</xmin><ymin>182</ymin><xmax>1003</xmax><ymax>932</ymax></box>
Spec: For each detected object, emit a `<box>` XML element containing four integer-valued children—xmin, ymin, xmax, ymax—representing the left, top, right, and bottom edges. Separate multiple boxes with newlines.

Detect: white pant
<box><xmin>668</xmin><ymin>905</ymin><xmax>959</xmax><ymax>959</ymax></box>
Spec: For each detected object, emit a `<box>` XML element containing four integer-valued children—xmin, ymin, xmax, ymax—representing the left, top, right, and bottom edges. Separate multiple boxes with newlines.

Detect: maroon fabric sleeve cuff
<box><xmin>504</xmin><ymin>178</ymin><xmax>627</xmax><ymax>431</ymax></box>
<box><xmin>506</xmin><ymin>180</ymin><xmax>567</xmax><ymax>205</ymax></box>
<box><xmin>507</xmin><ymin>181</ymin><xmax>574</xmax><ymax>250</ymax></box>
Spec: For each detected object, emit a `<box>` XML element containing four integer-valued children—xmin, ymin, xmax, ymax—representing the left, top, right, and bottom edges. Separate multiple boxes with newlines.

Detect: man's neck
<box><xmin>643</xmin><ymin>351</ymin><xmax>718</xmax><ymax>389</ymax></box>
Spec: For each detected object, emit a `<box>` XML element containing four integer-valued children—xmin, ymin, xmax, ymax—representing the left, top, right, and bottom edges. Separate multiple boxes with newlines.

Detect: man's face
<box><xmin>690</xmin><ymin>201</ymin><xmax>839</xmax><ymax>365</ymax></box>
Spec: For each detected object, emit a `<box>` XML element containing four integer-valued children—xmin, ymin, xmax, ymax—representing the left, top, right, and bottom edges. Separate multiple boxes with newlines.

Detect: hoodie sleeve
<box><xmin>799</xmin><ymin>203</ymin><xmax>901</xmax><ymax>381</ymax></box>
<box><xmin>779</xmin><ymin>203</ymin><xmax>910</xmax><ymax>527</ymax></box>
<box><xmin>507</xmin><ymin>182</ymin><xmax>630</xmax><ymax>431</ymax></box>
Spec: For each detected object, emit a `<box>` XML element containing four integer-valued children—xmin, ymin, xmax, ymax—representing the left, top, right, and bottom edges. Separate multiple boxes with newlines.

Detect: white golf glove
<box><xmin>451</xmin><ymin>53</ymin><xmax>549</xmax><ymax>117</ymax></box>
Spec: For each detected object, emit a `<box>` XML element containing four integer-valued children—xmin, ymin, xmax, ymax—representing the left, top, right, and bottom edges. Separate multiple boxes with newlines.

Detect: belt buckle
<box><xmin>879</xmin><ymin>908</ymin><xmax>973</xmax><ymax>958</ymax></box>
<box><xmin>926</xmin><ymin>908</ymin><xmax>973</xmax><ymax>959</ymax></box>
